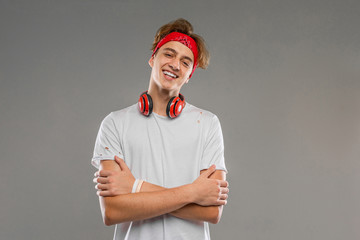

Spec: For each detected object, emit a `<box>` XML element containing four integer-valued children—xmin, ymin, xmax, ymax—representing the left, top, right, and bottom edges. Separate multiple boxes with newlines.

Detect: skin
<box><xmin>95</xmin><ymin>157</ymin><xmax>229</xmax><ymax>224</ymax></box>
<box><xmin>93</xmin><ymin>41</ymin><xmax>229</xmax><ymax>225</ymax></box>
<box><xmin>147</xmin><ymin>41</ymin><xmax>194</xmax><ymax>116</ymax></box>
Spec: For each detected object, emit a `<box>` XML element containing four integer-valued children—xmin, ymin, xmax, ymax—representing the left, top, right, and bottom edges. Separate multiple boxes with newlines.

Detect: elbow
<box><xmin>209</xmin><ymin>215</ymin><xmax>220</xmax><ymax>224</ymax></box>
<box><xmin>100</xmin><ymin>199</ymin><xmax>116</xmax><ymax>226</ymax></box>
<box><xmin>208</xmin><ymin>206</ymin><xmax>223</xmax><ymax>224</ymax></box>
<box><xmin>100</xmin><ymin>197</ymin><xmax>127</xmax><ymax>226</ymax></box>
<box><xmin>211</xmin><ymin>218</ymin><xmax>221</xmax><ymax>225</ymax></box>
<box><xmin>102</xmin><ymin>206</ymin><xmax>128</xmax><ymax>226</ymax></box>
<box><xmin>102</xmin><ymin>209</ymin><xmax>116</xmax><ymax>226</ymax></box>
<box><xmin>103</xmin><ymin>216</ymin><xmax>113</xmax><ymax>226</ymax></box>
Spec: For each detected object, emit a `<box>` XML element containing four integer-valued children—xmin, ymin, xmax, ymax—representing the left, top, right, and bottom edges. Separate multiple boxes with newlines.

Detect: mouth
<box><xmin>162</xmin><ymin>70</ymin><xmax>178</xmax><ymax>79</ymax></box>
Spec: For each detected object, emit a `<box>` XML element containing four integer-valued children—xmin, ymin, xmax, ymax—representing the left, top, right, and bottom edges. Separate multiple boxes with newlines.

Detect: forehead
<box><xmin>159</xmin><ymin>41</ymin><xmax>194</xmax><ymax>61</ymax></box>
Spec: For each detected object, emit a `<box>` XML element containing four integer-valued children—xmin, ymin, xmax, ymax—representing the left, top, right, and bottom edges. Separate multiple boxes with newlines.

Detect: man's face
<box><xmin>149</xmin><ymin>41</ymin><xmax>194</xmax><ymax>92</ymax></box>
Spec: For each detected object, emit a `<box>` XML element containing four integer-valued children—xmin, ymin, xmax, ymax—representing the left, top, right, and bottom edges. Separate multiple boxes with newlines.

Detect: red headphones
<box><xmin>138</xmin><ymin>91</ymin><xmax>186</xmax><ymax>119</ymax></box>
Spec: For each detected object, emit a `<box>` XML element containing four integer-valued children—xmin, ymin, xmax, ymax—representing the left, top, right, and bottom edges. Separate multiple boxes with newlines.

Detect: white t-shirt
<box><xmin>92</xmin><ymin>102</ymin><xmax>227</xmax><ymax>240</ymax></box>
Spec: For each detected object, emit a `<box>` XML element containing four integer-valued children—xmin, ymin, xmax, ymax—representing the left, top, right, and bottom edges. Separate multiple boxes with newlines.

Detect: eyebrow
<box><xmin>163</xmin><ymin>47</ymin><xmax>193</xmax><ymax>63</ymax></box>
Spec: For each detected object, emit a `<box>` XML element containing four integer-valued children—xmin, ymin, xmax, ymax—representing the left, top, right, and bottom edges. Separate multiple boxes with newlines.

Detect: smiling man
<box><xmin>91</xmin><ymin>18</ymin><xmax>228</xmax><ymax>240</ymax></box>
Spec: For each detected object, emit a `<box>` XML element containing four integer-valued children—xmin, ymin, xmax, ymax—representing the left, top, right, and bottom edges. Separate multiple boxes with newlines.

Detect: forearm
<box><xmin>101</xmin><ymin>184</ymin><xmax>194</xmax><ymax>225</ymax></box>
<box><xmin>171</xmin><ymin>204</ymin><xmax>223</xmax><ymax>224</ymax></box>
<box><xmin>96</xmin><ymin>160</ymin><xmax>227</xmax><ymax>225</ymax></box>
<box><xmin>141</xmin><ymin>181</ymin><xmax>222</xmax><ymax>223</ymax></box>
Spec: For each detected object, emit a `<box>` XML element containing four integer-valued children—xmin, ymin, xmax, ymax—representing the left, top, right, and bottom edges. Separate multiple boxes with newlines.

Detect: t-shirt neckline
<box><xmin>152</xmin><ymin>102</ymin><xmax>189</xmax><ymax>119</ymax></box>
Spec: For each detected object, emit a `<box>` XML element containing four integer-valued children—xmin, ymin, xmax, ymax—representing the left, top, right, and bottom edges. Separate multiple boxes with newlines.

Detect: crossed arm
<box><xmin>94</xmin><ymin>156</ymin><xmax>229</xmax><ymax>225</ymax></box>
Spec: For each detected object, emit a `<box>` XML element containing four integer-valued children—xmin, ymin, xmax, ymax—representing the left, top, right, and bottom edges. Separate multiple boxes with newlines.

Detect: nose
<box><xmin>169</xmin><ymin>58</ymin><xmax>180</xmax><ymax>71</ymax></box>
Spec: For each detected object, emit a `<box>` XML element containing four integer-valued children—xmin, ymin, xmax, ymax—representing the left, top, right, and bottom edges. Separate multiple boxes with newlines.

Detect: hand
<box><xmin>191</xmin><ymin>165</ymin><xmax>229</xmax><ymax>206</ymax></box>
<box><xmin>93</xmin><ymin>156</ymin><xmax>135</xmax><ymax>197</ymax></box>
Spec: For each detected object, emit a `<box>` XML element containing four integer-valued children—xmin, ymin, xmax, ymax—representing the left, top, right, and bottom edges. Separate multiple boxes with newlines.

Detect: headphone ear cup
<box><xmin>172</xmin><ymin>93</ymin><xmax>185</xmax><ymax>118</ymax></box>
<box><xmin>167</xmin><ymin>96</ymin><xmax>185</xmax><ymax>119</ymax></box>
<box><xmin>147</xmin><ymin>93</ymin><xmax>153</xmax><ymax>116</ymax></box>
<box><xmin>138</xmin><ymin>93</ymin><xmax>145</xmax><ymax>113</ymax></box>
<box><xmin>175</xmin><ymin>100</ymin><xmax>185</xmax><ymax>116</ymax></box>
<box><xmin>138</xmin><ymin>91</ymin><xmax>153</xmax><ymax>116</ymax></box>
<box><xmin>166</xmin><ymin>96</ymin><xmax>176</xmax><ymax>118</ymax></box>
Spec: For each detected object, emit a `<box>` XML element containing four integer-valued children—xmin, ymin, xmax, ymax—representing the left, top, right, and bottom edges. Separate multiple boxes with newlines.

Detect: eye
<box><xmin>164</xmin><ymin>53</ymin><xmax>172</xmax><ymax>57</ymax></box>
<box><xmin>183</xmin><ymin>61</ymin><xmax>190</xmax><ymax>67</ymax></box>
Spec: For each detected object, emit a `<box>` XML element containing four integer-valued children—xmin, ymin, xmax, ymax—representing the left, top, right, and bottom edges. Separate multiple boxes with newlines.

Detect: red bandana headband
<box><xmin>152</xmin><ymin>32</ymin><xmax>198</xmax><ymax>78</ymax></box>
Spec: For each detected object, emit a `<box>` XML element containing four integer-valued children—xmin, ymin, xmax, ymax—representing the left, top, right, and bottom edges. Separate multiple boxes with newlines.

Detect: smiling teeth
<box><xmin>163</xmin><ymin>71</ymin><xmax>177</xmax><ymax>78</ymax></box>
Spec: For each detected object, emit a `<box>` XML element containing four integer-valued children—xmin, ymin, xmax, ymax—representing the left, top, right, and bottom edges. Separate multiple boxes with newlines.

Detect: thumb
<box><xmin>114</xmin><ymin>155</ymin><xmax>122</xmax><ymax>170</ymax></box>
<box><xmin>114</xmin><ymin>155</ymin><xmax>130</xmax><ymax>172</ymax></box>
<box><xmin>200</xmin><ymin>164</ymin><xmax>216</xmax><ymax>178</ymax></box>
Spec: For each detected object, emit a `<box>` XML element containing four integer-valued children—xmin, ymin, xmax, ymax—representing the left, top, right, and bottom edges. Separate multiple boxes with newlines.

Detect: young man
<box><xmin>91</xmin><ymin>19</ymin><xmax>229</xmax><ymax>240</ymax></box>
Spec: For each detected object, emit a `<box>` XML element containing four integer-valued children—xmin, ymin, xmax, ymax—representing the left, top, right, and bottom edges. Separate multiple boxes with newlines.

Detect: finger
<box><xmin>115</xmin><ymin>156</ymin><xmax>131</xmax><ymax>172</ymax></box>
<box><xmin>219</xmin><ymin>193</ymin><xmax>228</xmax><ymax>200</ymax></box>
<box><xmin>114</xmin><ymin>155</ymin><xmax>123</xmax><ymax>170</ymax></box>
<box><xmin>220</xmin><ymin>187</ymin><xmax>229</xmax><ymax>194</ymax></box>
<box><xmin>97</xmin><ymin>190</ymin><xmax>113</xmax><ymax>197</ymax></box>
<box><xmin>98</xmin><ymin>170</ymin><xmax>112</xmax><ymax>177</ymax></box>
<box><xmin>219</xmin><ymin>180</ymin><xmax>228</xmax><ymax>188</ymax></box>
<box><xmin>217</xmin><ymin>199</ymin><xmax>227</xmax><ymax>205</ymax></box>
<box><xmin>93</xmin><ymin>177</ymin><xmax>108</xmax><ymax>184</ymax></box>
<box><xmin>200</xmin><ymin>165</ymin><xmax>216</xmax><ymax>178</ymax></box>
<box><xmin>95</xmin><ymin>183</ymin><xmax>108</xmax><ymax>190</ymax></box>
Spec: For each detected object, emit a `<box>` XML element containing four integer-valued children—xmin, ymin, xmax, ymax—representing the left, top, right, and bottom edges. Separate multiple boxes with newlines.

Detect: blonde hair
<box><xmin>151</xmin><ymin>18</ymin><xmax>210</xmax><ymax>69</ymax></box>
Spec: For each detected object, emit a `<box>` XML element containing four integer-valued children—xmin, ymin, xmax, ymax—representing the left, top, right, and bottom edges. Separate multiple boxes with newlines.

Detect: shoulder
<box><xmin>185</xmin><ymin>102</ymin><xmax>220</xmax><ymax>123</ymax></box>
<box><xmin>102</xmin><ymin>103</ymin><xmax>139</xmax><ymax>123</ymax></box>
<box><xmin>110</xmin><ymin>103</ymin><xmax>138</xmax><ymax>118</ymax></box>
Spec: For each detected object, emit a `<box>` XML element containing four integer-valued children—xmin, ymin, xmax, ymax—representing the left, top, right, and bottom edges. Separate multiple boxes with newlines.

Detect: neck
<box><xmin>147</xmin><ymin>82</ymin><xmax>180</xmax><ymax>117</ymax></box>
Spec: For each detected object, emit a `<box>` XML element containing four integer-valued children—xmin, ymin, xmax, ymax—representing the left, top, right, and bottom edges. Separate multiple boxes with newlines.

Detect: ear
<box><xmin>148</xmin><ymin>56</ymin><xmax>154</xmax><ymax>68</ymax></box>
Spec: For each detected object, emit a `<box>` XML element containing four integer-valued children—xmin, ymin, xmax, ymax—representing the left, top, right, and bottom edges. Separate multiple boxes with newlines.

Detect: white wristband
<box><xmin>131</xmin><ymin>179</ymin><xmax>139</xmax><ymax>193</ymax></box>
<box><xmin>136</xmin><ymin>180</ymin><xmax>144</xmax><ymax>193</ymax></box>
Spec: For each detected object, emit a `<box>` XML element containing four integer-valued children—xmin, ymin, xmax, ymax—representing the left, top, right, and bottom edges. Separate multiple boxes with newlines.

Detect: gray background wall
<box><xmin>1</xmin><ymin>0</ymin><xmax>359</xmax><ymax>239</ymax></box>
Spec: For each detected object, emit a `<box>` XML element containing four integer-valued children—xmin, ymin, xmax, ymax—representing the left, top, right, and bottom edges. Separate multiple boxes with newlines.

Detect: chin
<box><xmin>160</xmin><ymin>85</ymin><xmax>177</xmax><ymax>92</ymax></box>
<box><xmin>158</xmin><ymin>79</ymin><xmax>176</xmax><ymax>89</ymax></box>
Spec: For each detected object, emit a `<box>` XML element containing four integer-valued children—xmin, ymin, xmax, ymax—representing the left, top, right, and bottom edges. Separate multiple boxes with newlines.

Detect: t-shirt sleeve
<box><xmin>200</xmin><ymin>115</ymin><xmax>227</xmax><ymax>173</ymax></box>
<box><xmin>91</xmin><ymin>113</ymin><xmax>123</xmax><ymax>169</ymax></box>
